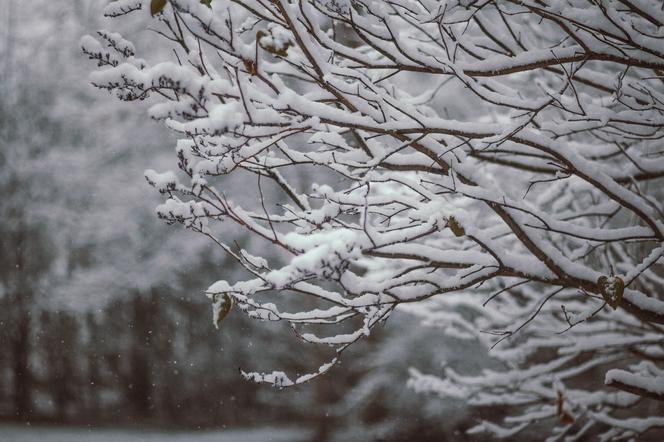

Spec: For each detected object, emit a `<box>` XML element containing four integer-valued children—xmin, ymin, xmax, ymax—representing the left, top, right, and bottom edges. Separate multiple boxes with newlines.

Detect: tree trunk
<box><xmin>128</xmin><ymin>293</ymin><xmax>154</xmax><ymax>419</ymax></box>
<box><xmin>12</xmin><ymin>311</ymin><xmax>30</xmax><ymax>419</ymax></box>
<box><xmin>12</xmin><ymin>224</ymin><xmax>31</xmax><ymax>420</ymax></box>
<box><xmin>86</xmin><ymin>312</ymin><xmax>100</xmax><ymax>418</ymax></box>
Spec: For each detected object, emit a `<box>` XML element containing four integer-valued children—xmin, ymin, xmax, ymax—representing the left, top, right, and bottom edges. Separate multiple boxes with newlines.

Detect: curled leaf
<box><xmin>212</xmin><ymin>293</ymin><xmax>233</xmax><ymax>327</ymax></box>
<box><xmin>151</xmin><ymin>0</ymin><xmax>167</xmax><ymax>16</ymax></box>
<box><xmin>598</xmin><ymin>275</ymin><xmax>624</xmax><ymax>310</ymax></box>
<box><xmin>447</xmin><ymin>216</ymin><xmax>465</xmax><ymax>237</ymax></box>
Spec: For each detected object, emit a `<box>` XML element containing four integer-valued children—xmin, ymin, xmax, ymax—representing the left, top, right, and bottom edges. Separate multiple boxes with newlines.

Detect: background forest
<box><xmin>0</xmin><ymin>2</ymin><xmax>482</xmax><ymax>440</ymax></box>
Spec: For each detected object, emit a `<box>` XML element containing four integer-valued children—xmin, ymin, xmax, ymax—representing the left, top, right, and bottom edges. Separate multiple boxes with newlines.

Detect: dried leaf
<box><xmin>243</xmin><ymin>58</ymin><xmax>257</xmax><ymax>75</ymax></box>
<box><xmin>214</xmin><ymin>293</ymin><xmax>233</xmax><ymax>326</ymax></box>
<box><xmin>598</xmin><ymin>275</ymin><xmax>624</xmax><ymax>310</ymax></box>
<box><xmin>560</xmin><ymin>411</ymin><xmax>575</xmax><ymax>425</ymax></box>
<box><xmin>256</xmin><ymin>30</ymin><xmax>267</xmax><ymax>40</ymax></box>
<box><xmin>447</xmin><ymin>216</ymin><xmax>465</xmax><ymax>237</ymax></box>
<box><xmin>257</xmin><ymin>30</ymin><xmax>292</xmax><ymax>58</ymax></box>
<box><xmin>555</xmin><ymin>390</ymin><xmax>574</xmax><ymax>424</ymax></box>
<box><xmin>151</xmin><ymin>0</ymin><xmax>167</xmax><ymax>16</ymax></box>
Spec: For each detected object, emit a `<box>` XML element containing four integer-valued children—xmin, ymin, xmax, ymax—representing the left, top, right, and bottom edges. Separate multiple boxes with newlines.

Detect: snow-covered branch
<box><xmin>84</xmin><ymin>0</ymin><xmax>664</xmax><ymax>438</ymax></box>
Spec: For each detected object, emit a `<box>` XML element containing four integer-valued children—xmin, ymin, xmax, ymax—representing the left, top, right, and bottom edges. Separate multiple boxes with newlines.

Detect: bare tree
<box><xmin>84</xmin><ymin>0</ymin><xmax>664</xmax><ymax>439</ymax></box>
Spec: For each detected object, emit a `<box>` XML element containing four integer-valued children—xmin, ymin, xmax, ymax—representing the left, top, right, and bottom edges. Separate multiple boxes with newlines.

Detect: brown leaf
<box><xmin>151</xmin><ymin>0</ymin><xmax>168</xmax><ymax>16</ymax></box>
<box><xmin>447</xmin><ymin>216</ymin><xmax>465</xmax><ymax>237</ymax></box>
<box><xmin>243</xmin><ymin>59</ymin><xmax>257</xmax><ymax>76</ymax></box>
<box><xmin>215</xmin><ymin>293</ymin><xmax>233</xmax><ymax>325</ymax></box>
<box><xmin>598</xmin><ymin>275</ymin><xmax>624</xmax><ymax>310</ymax></box>
<box><xmin>560</xmin><ymin>411</ymin><xmax>575</xmax><ymax>425</ymax></box>
<box><xmin>555</xmin><ymin>390</ymin><xmax>574</xmax><ymax>424</ymax></box>
<box><xmin>256</xmin><ymin>30</ymin><xmax>292</xmax><ymax>58</ymax></box>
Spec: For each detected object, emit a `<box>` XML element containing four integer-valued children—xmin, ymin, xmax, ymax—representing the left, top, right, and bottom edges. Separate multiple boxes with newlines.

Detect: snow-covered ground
<box><xmin>0</xmin><ymin>424</ymin><xmax>312</xmax><ymax>442</ymax></box>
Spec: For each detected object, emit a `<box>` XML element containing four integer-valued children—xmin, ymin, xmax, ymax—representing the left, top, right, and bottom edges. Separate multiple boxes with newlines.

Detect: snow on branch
<box><xmin>84</xmin><ymin>0</ymin><xmax>664</xmax><ymax>439</ymax></box>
